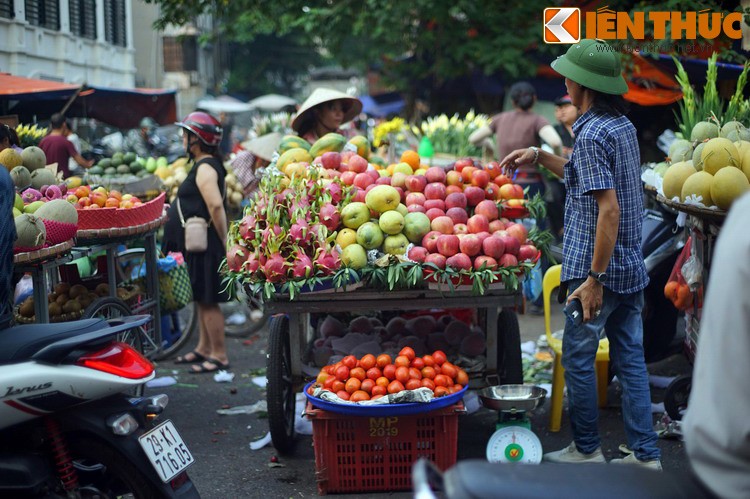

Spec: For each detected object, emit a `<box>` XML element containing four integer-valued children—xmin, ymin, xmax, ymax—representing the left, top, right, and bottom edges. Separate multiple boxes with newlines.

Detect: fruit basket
<box><xmin>14</xmin><ymin>306</ymin><xmax>84</xmax><ymax>324</ymax></box>
<box><xmin>500</xmin><ymin>203</ymin><xmax>529</xmax><ymax>219</ymax></box>
<box><xmin>42</xmin><ymin>219</ymin><xmax>78</xmax><ymax>245</ymax></box>
<box><xmin>306</xmin><ymin>401</ymin><xmax>462</xmax><ymax>494</ymax></box>
<box><xmin>76</xmin><ymin>192</ymin><xmax>166</xmax><ymax>230</ymax></box>
<box><xmin>656</xmin><ymin>194</ymin><xmax>727</xmax><ymax>221</ymax></box>
<box><xmin>13</xmin><ymin>240</ymin><xmax>74</xmax><ymax>261</ymax></box>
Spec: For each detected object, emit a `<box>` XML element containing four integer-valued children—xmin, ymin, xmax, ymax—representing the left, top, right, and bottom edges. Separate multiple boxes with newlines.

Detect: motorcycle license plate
<box><xmin>138</xmin><ymin>420</ymin><xmax>194</xmax><ymax>482</ymax></box>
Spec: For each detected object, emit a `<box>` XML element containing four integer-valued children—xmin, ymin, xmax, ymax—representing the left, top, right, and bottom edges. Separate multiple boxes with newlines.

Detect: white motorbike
<box><xmin>0</xmin><ymin>315</ymin><xmax>200</xmax><ymax>498</ymax></box>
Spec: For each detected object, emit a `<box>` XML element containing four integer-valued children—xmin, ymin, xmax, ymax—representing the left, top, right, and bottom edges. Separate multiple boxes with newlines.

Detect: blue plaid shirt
<box><xmin>562</xmin><ymin>108</ymin><xmax>648</xmax><ymax>294</ymax></box>
<box><xmin>0</xmin><ymin>168</ymin><xmax>16</xmax><ymax>319</ymax></box>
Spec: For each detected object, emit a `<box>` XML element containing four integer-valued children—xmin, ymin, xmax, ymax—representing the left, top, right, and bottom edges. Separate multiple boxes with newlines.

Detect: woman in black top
<box><xmin>164</xmin><ymin>111</ymin><xmax>231</xmax><ymax>373</ymax></box>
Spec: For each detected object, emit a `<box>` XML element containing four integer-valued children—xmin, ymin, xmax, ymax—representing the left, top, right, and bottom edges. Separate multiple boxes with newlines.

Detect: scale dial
<box><xmin>486</xmin><ymin>426</ymin><xmax>543</xmax><ymax>464</ymax></box>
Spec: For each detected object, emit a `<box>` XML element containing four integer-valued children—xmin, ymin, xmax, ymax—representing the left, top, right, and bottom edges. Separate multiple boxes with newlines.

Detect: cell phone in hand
<box><xmin>564</xmin><ymin>298</ymin><xmax>584</xmax><ymax>326</ymax></box>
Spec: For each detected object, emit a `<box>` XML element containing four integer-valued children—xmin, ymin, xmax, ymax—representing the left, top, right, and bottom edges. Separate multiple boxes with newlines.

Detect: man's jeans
<box><xmin>561</xmin><ymin>278</ymin><xmax>660</xmax><ymax>461</ymax></box>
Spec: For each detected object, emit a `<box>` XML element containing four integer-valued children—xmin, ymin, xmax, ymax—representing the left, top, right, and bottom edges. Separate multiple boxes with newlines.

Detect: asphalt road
<box><xmin>144</xmin><ymin>301</ymin><xmax>691</xmax><ymax>498</ymax></box>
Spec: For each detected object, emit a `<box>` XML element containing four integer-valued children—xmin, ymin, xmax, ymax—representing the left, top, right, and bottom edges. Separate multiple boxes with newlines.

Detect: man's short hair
<box><xmin>50</xmin><ymin>113</ymin><xmax>66</xmax><ymax>129</ymax></box>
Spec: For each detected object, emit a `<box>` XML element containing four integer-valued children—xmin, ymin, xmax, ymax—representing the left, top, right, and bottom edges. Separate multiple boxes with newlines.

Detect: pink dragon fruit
<box><xmin>289</xmin><ymin>219</ymin><xmax>311</xmax><ymax>244</ymax></box>
<box><xmin>326</xmin><ymin>182</ymin><xmax>343</xmax><ymax>204</ymax></box>
<box><xmin>226</xmin><ymin>244</ymin><xmax>249</xmax><ymax>272</ymax></box>
<box><xmin>319</xmin><ymin>203</ymin><xmax>340</xmax><ymax>232</ymax></box>
<box><xmin>262</xmin><ymin>253</ymin><xmax>288</xmax><ymax>283</ymax></box>
<box><xmin>291</xmin><ymin>250</ymin><xmax>314</xmax><ymax>279</ymax></box>
<box><xmin>315</xmin><ymin>247</ymin><xmax>340</xmax><ymax>276</ymax></box>
<box><xmin>238</xmin><ymin>214</ymin><xmax>257</xmax><ymax>241</ymax></box>
<box><xmin>245</xmin><ymin>250</ymin><xmax>261</xmax><ymax>274</ymax></box>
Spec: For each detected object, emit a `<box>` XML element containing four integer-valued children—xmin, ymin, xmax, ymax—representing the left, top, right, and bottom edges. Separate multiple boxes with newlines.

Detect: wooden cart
<box><xmin>260</xmin><ymin>285</ymin><xmax>524</xmax><ymax>454</ymax></box>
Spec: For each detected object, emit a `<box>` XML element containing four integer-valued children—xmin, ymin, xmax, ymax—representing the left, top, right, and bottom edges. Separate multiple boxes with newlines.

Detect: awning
<box><xmin>247</xmin><ymin>94</ymin><xmax>297</xmax><ymax>112</ymax></box>
<box><xmin>196</xmin><ymin>97</ymin><xmax>255</xmax><ymax>114</ymax></box>
<box><xmin>0</xmin><ymin>73</ymin><xmax>80</xmax><ymax>100</ymax></box>
<box><xmin>623</xmin><ymin>54</ymin><xmax>683</xmax><ymax>107</ymax></box>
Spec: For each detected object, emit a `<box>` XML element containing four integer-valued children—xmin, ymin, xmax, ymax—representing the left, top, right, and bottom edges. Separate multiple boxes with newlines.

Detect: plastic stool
<box><xmin>543</xmin><ymin>264</ymin><xmax>610</xmax><ymax>432</ymax></box>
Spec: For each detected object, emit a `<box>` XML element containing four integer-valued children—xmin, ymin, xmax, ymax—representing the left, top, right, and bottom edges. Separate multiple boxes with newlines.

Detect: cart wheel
<box><xmin>497</xmin><ymin>308</ymin><xmax>523</xmax><ymax>384</ymax></box>
<box><xmin>223</xmin><ymin>284</ymin><xmax>268</xmax><ymax>338</ymax></box>
<box><xmin>267</xmin><ymin>315</ymin><xmax>296</xmax><ymax>454</ymax></box>
<box><xmin>664</xmin><ymin>375</ymin><xmax>692</xmax><ymax>421</ymax></box>
<box><xmin>83</xmin><ymin>297</ymin><xmax>144</xmax><ymax>396</ymax></box>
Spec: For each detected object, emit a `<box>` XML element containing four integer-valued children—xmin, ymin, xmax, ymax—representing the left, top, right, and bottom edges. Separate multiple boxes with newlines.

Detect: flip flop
<box><xmin>174</xmin><ymin>350</ymin><xmax>207</xmax><ymax>364</ymax></box>
<box><xmin>189</xmin><ymin>358</ymin><xmax>230</xmax><ymax>374</ymax></box>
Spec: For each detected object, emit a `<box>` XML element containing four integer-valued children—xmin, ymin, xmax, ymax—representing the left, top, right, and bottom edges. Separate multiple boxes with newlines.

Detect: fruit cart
<box><xmin>261</xmin><ymin>285</ymin><xmax>523</xmax><ymax>454</ymax></box>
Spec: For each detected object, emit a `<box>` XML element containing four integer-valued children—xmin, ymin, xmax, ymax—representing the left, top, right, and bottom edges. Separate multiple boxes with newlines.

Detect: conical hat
<box><xmin>291</xmin><ymin>88</ymin><xmax>362</xmax><ymax>132</ymax></box>
<box><xmin>241</xmin><ymin>132</ymin><xmax>284</xmax><ymax>162</ymax></box>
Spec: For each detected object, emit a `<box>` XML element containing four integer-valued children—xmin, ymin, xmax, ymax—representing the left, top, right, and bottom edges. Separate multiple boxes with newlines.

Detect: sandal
<box><xmin>174</xmin><ymin>350</ymin><xmax>207</xmax><ymax>364</ymax></box>
<box><xmin>189</xmin><ymin>358</ymin><xmax>230</xmax><ymax>374</ymax></box>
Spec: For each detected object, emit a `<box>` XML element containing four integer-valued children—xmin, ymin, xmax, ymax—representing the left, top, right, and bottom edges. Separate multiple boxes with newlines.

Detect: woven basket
<box><xmin>42</xmin><ymin>219</ymin><xmax>78</xmax><ymax>245</ymax></box>
<box><xmin>14</xmin><ymin>307</ymin><xmax>84</xmax><ymax>324</ymax></box>
<box><xmin>76</xmin><ymin>192</ymin><xmax>166</xmax><ymax>230</ymax></box>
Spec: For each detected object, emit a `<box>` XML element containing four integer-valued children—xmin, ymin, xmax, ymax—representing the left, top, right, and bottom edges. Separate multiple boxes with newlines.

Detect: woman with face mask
<box><xmin>163</xmin><ymin>111</ymin><xmax>231</xmax><ymax>373</ymax></box>
<box><xmin>292</xmin><ymin>88</ymin><xmax>363</xmax><ymax>144</ymax></box>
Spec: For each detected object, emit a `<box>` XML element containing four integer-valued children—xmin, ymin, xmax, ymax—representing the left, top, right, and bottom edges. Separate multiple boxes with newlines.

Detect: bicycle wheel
<box><xmin>267</xmin><ymin>315</ymin><xmax>296</xmax><ymax>454</ymax></box>
<box><xmin>223</xmin><ymin>283</ymin><xmax>268</xmax><ymax>337</ymax></box>
<box><xmin>153</xmin><ymin>304</ymin><xmax>198</xmax><ymax>360</ymax></box>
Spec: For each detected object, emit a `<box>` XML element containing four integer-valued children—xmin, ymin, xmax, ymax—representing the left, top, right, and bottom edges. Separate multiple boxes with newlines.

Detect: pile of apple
<box><xmin>64</xmin><ymin>185</ymin><xmax>145</xmax><ymax>210</ymax></box>
<box><xmin>325</xmin><ymin>149</ymin><xmax>538</xmax><ymax>272</ymax></box>
<box><xmin>308</xmin><ymin>346</ymin><xmax>468</xmax><ymax>402</ymax></box>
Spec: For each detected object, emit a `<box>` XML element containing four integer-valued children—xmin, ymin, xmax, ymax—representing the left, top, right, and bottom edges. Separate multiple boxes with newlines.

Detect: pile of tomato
<box><xmin>308</xmin><ymin>347</ymin><xmax>469</xmax><ymax>402</ymax></box>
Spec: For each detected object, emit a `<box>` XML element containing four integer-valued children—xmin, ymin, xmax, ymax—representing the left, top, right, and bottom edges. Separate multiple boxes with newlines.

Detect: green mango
<box><xmin>146</xmin><ymin>157</ymin><xmax>157</xmax><ymax>173</ymax></box>
<box><xmin>24</xmin><ymin>200</ymin><xmax>45</xmax><ymax>213</ymax></box>
<box><xmin>14</xmin><ymin>193</ymin><xmax>24</xmax><ymax>212</ymax></box>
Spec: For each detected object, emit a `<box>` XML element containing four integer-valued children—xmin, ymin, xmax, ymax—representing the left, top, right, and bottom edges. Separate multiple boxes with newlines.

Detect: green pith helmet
<box><xmin>551</xmin><ymin>39</ymin><xmax>628</xmax><ymax>95</ymax></box>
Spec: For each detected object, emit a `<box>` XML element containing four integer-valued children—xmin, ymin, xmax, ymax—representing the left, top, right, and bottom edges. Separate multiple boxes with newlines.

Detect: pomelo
<box><xmin>0</xmin><ymin>148</ymin><xmax>23</xmax><ymax>171</ymax></box>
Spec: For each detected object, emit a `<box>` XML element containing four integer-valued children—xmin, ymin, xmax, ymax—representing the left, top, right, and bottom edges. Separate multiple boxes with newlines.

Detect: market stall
<box><xmin>222</xmin><ymin>130</ymin><xmax>549</xmax><ymax>489</ymax></box>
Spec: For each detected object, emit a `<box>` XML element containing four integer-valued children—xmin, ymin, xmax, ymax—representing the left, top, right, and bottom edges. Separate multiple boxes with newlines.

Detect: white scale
<box><xmin>478</xmin><ymin>385</ymin><xmax>547</xmax><ymax>464</ymax></box>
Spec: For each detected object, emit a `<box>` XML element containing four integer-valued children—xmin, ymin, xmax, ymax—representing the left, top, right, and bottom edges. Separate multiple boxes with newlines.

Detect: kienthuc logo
<box><xmin>544</xmin><ymin>8</ymin><xmax>581</xmax><ymax>44</ymax></box>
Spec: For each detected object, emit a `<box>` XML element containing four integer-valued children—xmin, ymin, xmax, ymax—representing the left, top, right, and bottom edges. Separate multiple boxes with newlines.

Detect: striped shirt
<box><xmin>562</xmin><ymin>108</ymin><xmax>648</xmax><ymax>294</ymax></box>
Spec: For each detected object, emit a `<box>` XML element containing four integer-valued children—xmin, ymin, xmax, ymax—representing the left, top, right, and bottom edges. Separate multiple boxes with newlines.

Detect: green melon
<box><xmin>720</xmin><ymin>120</ymin><xmax>745</xmax><ymax>139</ymax></box>
<box><xmin>10</xmin><ymin>166</ymin><xmax>31</xmax><ymax>189</ymax></box>
<box><xmin>681</xmin><ymin>171</ymin><xmax>714</xmax><ymax>205</ymax></box>
<box><xmin>711</xmin><ymin>166</ymin><xmax>750</xmax><ymax>210</ymax></box>
<box><xmin>692</xmin><ymin>142</ymin><xmax>706</xmax><ymax>171</ymax></box>
<box><xmin>701</xmin><ymin>138</ymin><xmax>739</xmax><ymax>175</ymax></box>
<box><xmin>662</xmin><ymin>161</ymin><xmax>697</xmax><ymax>200</ymax></box>
<box><xmin>14</xmin><ymin>213</ymin><xmax>46</xmax><ymax>249</ymax></box>
<box><xmin>0</xmin><ymin>148</ymin><xmax>23</xmax><ymax>171</ymax></box>
<box><xmin>35</xmin><ymin>199</ymin><xmax>79</xmax><ymax>225</ymax></box>
<box><xmin>690</xmin><ymin>121</ymin><xmax>720</xmax><ymax>142</ymax></box>
<box><xmin>30</xmin><ymin>169</ymin><xmax>57</xmax><ymax>190</ymax></box>
<box><xmin>669</xmin><ymin>139</ymin><xmax>693</xmax><ymax>163</ymax></box>
<box><xmin>20</xmin><ymin>146</ymin><xmax>46</xmax><ymax>171</ymax></box>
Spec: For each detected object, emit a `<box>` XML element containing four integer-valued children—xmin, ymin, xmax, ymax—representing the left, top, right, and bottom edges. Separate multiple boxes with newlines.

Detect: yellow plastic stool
<box><xmin>543</xmin><ymin>264</ymin><xmax>610</xmax><ymax>432</ymax></box>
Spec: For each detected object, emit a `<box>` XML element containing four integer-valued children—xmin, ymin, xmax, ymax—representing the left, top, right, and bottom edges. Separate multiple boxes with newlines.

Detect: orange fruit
<box><xmin>664</xmin><ymin>281</ymin><xmax>678</xmax><ymax>301</ymax></box>
<box><xmin>400</xmin><ymin>150</ymin><xmax>421</xmax><ymax>170</ymax></box>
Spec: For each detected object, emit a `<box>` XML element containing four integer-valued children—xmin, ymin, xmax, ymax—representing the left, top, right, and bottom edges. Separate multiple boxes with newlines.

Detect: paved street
<box><xmin>145</xmin><ymin>301</ymin><xmax>691</xmax><ymax>498</ymax></box>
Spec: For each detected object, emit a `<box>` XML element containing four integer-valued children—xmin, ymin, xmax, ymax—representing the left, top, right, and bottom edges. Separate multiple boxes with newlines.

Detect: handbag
<box><xmin>177</xmin><ymin>199</ymin><xmax>209</xmax><ymax>253</ymax></box>
<box><xmin>159</xmin><ymin>252</ymin><xmax>193</xmax><ymax>312</ymax></box>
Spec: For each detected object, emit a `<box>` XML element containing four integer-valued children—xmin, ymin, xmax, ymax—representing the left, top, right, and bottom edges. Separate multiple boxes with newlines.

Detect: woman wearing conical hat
<box><xmin>291</xmin><ymin>88</ymin><xmax>363</xmax><ymax>144</ymax></box>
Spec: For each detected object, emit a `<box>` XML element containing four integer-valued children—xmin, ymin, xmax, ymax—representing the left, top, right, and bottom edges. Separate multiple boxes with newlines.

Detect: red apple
<box><xmin>467</xmin><ymin>214</ymin><xmax>490</xmax><ymax>234</ymax></box>
<box><xmin>423</xmin><ymin>199</ymin><xmax>446</xmax><ymax>211</ymax></box>
<box><xmin>321</xmin><ymin>151</ymin><xmax>341</xmax><ymax>170</ymax></box>
<box><xmin>406</xmin><ymin>192</ymin><xmax>426</xmax><ymax>206</ymax></box>
<box><xmin>340</xmin><ymin>171</ymin><xmax>356</xmax><ymax>186</ymax></box>
<box><xmin>376</xmin><ymin>176</ymin><xmax>392</xmax><ymax>185</ymax></box>
<box><xmin>493</xmin><ymin>174</ymin><xmax>512</xmax><ymax>187</ymax></box>
<box><xmin>454</xmin><ymin>158</ymin><xmax>473</xmax><ymax>172</ymax></box>
<box><xmin>453</xmin><ymin>223</ymin><xmax>468</xmax><ymax>234</ymax></box>
<box><xmin>464</xmin><ymin>186</ymin><xmax>485</xmax><ymax>207</ymax></box>
<box><xmin>436</xmin><ymin>234</ymin><xmax>460</xmax><ymax>257</ymax></box>
<box><xmin>422</xmin><ymin>231</ymin><xmax>442</xmax><ymax>253</ymax></box>
<box><xmin>446</xmin><ymin>184</ymin><xmax>464</xmax><ymax>196</ymax></box>
<box><xmin>354</xmin><ymin>173</ymin><xmax>374</xmax><ymax>190</ymax></box>
<box><xmin>425</xmin><ymin>253</ymin><xmax>447</xmax><ymax>269</ymax></box>
<box><xmin>499</xmin><ymin>234</ymin><xmax>520</xmax><ymax>256</ymax></box>
<box><xmin>482</xmin><ymin>235</ymin><xmax>506</xmax><ymax>259</ymax></box>
<box><xmin>500</xmin><ymin>183</ymin><xmax>524</xmax><ymax>200</ymax></box>
<box><xmin>407</xmin><ymin>246</ymin><xmax>429</xmax><ymax>263</ymax></box>
<box><xmin>408</xmin><ymin>204</ymin><xmax>427</xmax><ymax>213</ymax></box>
<box><xmin>425</xmin><ymin>182</ymin><xmax>447</xmax><ymax>200</ymax></box>
<box><xmin>391</xmin><ymin>172</ymin><xmax>408</xmax><ymax>188</ymax></box>
<box><xmin>485</xmin><ymin>184</ymin><xmax>501</xmax><ymax>201</ymax></box>
<box><xmin>518</xmin><ymin>244</ymin><xmax>539</xmax><ymax>262</ymax></box>
<box><xmin>471</xmin><ymin>169</ymin><xmax>490</xmax><ymax>188</ymax></box>
<box><xmin>459</xmin><ymin>234</ymin><xmax>482</xmax><ymax>257</ymax></box>
<box><xmin>366</xmin><ymin>169</ymin><xmax>380</xmax><ymax>182</ymax></box>
<box><xmin>394</xmin><ymin>186</ymin><xmax>406</xmax><ymax>203</ymax></box>
<box><xmin>425</xmin><ymin>208</ymin><xmax>445</xmax><ymax>221</ymax></box>
<box><xmin>499</xmin><ymin>253</ymin><xmax>519</xmax><ymax>267</ymax></box>
<box><xmin>506</xmin><ymin>223</ymin><xmax>528</xmax><ymax>244</ymax></box>
<box><xmin>475</xmin><ymin>200</ymin><xmax>499</xmax><ymax>221</ymax></box>
<box><xmin>365</xmin><ymin>183</ymin><xmax>377</xmax><ymax>194</ymax></box>
<box><xmin>353</xmin><ymin>189</ymin><xmax>366</xmax><ymax>203</ymax></box>
<box><xmin>474</xmin><ymin>255</ymin><xmax>498</xmax><ymax>270</ymax></box>
<box><xmin>431</xmin><ymin>216</ymin><xmax>454</xmax><ymax>235</ymax></box>
<box><xmin>485</xmin><ymin>161</ymin><xmax>502</xmax><ymax>179</ymax></box>
<box><xmin>347</xmin><ymin>154</ymin><xmax>368</xmax><ymax>173</ymax></box>
<box><xmin>405</xmin><ymin>175</ymin><xmax>427</xmax><ymax>193</ymax></box>
<box><xmin>445</xmin><ymin>192</ymin><xmax>467</xmax><ymax>210</ymax></box>
<box><xmin>341</xmin><ymin>150</ymin><xmax>355</xmax><ymax>163</ymax></box>
<box><xmin>475</xmin><ymin>231</ymin><xmax>491</xmax><ymax>244</ymax></box>
<box><xmin>446</xmin><ymin>170</ymin><xmax>463</xmax><ymax>186</ymax></box>
<box><xmin>446</xmin><ymin>252</ymin><xmax>472</xmax><ymax>271</ymax></box>
<box><xmin>425</xmin><ymin>166</ymin><xmax>447</xmax><ymax>184</ymax></box>
<box><xmin>489</xmin><ymin>219</ymin><xmax>506</xmax><ymax>233</ymax></box>
<box><xmin>446</xmin><ymin>207</ymin><xmax>469</xmax><ymax>225</ymax></box>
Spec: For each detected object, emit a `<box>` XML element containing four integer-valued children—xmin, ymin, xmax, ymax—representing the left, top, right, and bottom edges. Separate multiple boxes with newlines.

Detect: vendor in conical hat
<box><xmin>291</xmin><ymin>88</ymin><xmax>362</xmax><ymax>144</ymax></box>
<box><xmin>233</xmin><ymin>132</ymin><xmax>283</xmax><ymax>196</ymax></box>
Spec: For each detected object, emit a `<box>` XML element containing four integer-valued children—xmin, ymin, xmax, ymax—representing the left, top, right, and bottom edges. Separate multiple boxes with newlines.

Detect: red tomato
<box><xmin>395</xmin><ymin>366</ymin><xmax>410</xmax><ymax>384</ymax></box>
<box><xmin>432</xmin><ymin>350</ymin><xmax>448</xmax><ymax>366</ymax></box>
<box><xmin>376</xmin><ymin>354</ymin><xmax>392</xmax><ymax>369</ymax></box>
<box><xmin>405</xmin><ymin>379</ymin><xmax>422</xmax><ymax>390</ymax></box>
<box><xmin>336</xmin><ymin>390</ymin><xmax>351</xmax><ymax>400</ymax></box>
<box><xmin>335</xmin><ymin>365</ymin><xmax>350</xmax><ymax>381</ymax></box>
<box><xmin>345</xmin><ymin>377</ymin><xmax>361</xmax><ymax>394</ymax></box>
<box><xmin>434</xmin><ymin>386</ymin><xmax>449</xmax><ymax>397</ymax></box>
<box><xmin>394</xmin><ymin>355</ymin><xmax>410</xmax><ymax>368</ymax></box>
<box><xmin>359</xmin><ymin>354</ymin><xmax>376</xmax><ymax>370</ymax></box>
<box><xmin>387</xmin><ymin>380</ymin><xmax>405</xmax><ymax>394</ymax></box>
<box><xmin>421</xmin><ymin>378</ymin><xmax>436</xmax><ymax>391</ymax></box>
<box><xmin>366</xmin><ymin>367</ymin><xmax>382</xmax><ymax>381</ymax></box>
<box><xmin>422</xmin><ymin>355</ymin><xmax>436</xmax><ymax>367</ymax></box>
<box><xmin>375</xmin><ymin>376</ymin><xmax>390</xmax><ymax>388</ymax></box>
<box><xmin>349</xmin><ymin>367</ymin><xmax>366</xmax><ymax>381</ymax></box>
<box><xmin>408</xmin><ymin>367</ymin><xmax>422</xmax><ymax>380</ymax></box>
<box><xmin>383</xmin><ymin>364</ymin><xmax>397</xmax><ymax>381</ymax></box>
<box><xmin>371</xmin><ymin>385</ymin><xmax>387</xmax><ymax>396</ymax></box>
<box><xmin>342</xmin><ymin>355</ymin><xmax>357</xmax><ymax>369</ymax></box>
<box><xmin>456</xmin><ymin>369</ymin><xmax>469</xmax><ymax>386</ymax></box>
<box><xmin>421</xmin><ymin>366</ymin><xmax>436</xmax><ymax>379</ymax></box>
<box><xmin>360</xmin><ymin>378</ymin><xmax>375</xmax><ymax>394</ymax></box>
<box><xmin>331</xmin><ymin>380</ymin><xmax>345</xmax><ymax>392</ymax></box>
<box><xmin>410</xmin><ymin>357</ymin><xmax>425</xmax><ymax>370</ymax></box>
<box><xmin>350</xmin><ymin>390</ymin><xmax>370</xmax><ymax>402</ymax></box>
<box><xmin>399</xmin><ymin>346</ymin><xmax>416</xmax><ymax>361</ymax></box>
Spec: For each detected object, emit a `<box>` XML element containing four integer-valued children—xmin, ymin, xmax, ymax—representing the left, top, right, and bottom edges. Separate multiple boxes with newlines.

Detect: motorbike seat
<box><xmin>0</xmin><ymin>319</ymin><xmax>107</xmax><ymax>363</ymax></box>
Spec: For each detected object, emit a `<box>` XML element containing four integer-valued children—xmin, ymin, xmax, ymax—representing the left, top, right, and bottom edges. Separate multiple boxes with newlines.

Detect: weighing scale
<box><xmin>478</xmin><ymin>384</ymin><xmax>547</xmax><ymax>464</ymax></box>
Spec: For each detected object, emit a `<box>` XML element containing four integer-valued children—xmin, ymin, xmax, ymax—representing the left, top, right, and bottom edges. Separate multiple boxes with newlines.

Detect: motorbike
<box><xmin>412</xmin><ymin>458</ymin><xmax>709</xmax><ymax>499</ymax></box>
<box><xmin>0</xmin><ymin>315</ymin><xmax>200</xmax><ymax>498</ymax></box>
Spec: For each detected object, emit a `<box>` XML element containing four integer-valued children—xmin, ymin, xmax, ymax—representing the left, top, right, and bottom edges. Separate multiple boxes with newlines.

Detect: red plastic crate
<box><xmin>307</xmin><ymin>402</ymin><xmax>461</xmax><ymax>494</ymax></box>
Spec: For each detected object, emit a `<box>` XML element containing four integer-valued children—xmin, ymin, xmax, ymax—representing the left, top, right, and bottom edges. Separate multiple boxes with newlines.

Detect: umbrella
<box><xmin>196</xmin><ymin>98</ymin><xmax>254</xmax><ymax>114</ymax></box>
<box><xmin>247</xmin><ymin>94</ymin><xmax>297</xmax><ymax>112</ymax></box>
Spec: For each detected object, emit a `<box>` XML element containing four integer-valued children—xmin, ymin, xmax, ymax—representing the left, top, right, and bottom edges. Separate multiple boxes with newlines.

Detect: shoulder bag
<box><xmin>177</xmin><ymin>198</ymin><xmax>210</xmax><ymax>253</ymax></box>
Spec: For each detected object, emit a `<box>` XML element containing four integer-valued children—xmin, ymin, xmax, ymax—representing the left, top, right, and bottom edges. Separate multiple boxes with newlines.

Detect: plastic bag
<box><xmin>663</xmin><ymin>237</ymin><xmax>702</xmax><ymax>311</ymax></box>
<box><xmin>523</xmin><ymin>260</ymin><xmax>543</xmax><ymax>304</ymax></box>
<box><xmin>13</xmin><ymin>274</ymin><xmax>33</xmax><ymax>305</ymax></box>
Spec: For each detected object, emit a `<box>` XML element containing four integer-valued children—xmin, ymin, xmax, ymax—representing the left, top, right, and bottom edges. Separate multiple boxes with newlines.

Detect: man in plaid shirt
<box><xmin>501</xmin><ymin>39</ymin><xmax>660</xmax><ymax>470</ymax></box>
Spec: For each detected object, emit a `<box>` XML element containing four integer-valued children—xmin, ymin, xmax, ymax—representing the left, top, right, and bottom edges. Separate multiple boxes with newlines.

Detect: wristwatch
<box><xmin>588</xmin><ymin>270</ymin><xmax>608</xmax><ymax>284</ymax></box>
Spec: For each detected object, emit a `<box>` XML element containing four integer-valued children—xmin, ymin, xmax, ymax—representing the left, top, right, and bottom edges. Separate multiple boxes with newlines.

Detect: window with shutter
<box><xmin>0</xmin><ymin>0</ymin><xmax>13</xmax><ymax>19</ymax></box>
<box><xmin>69</xmin><ymin>0</ymin><xmax>96</xmax><ymax>38</ymax></box>
<box><xmin>163</xmin><ymin>36</ymin><xmax>183</xmax><ymax>72</ymax></box>
<box><xmin>25</xmin><ymin>0</ymin><xmax>60</xmax><ymax>30</ymax></box>
<box><xmin>104</xmin><ymin>0</ymin><xmax>126</xmax><ymax>47</ymax></box>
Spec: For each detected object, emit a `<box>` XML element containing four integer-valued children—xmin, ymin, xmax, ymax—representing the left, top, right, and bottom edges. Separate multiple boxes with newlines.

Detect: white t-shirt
<box><xmin>683</xmin><ymin>191</ymin><xmax>750</xmax><ymax>498</ymax></box>
<box><xmin>67</xmin><ymin>133</ymin><xmax>81</xmax><ymax>172</ymax></box>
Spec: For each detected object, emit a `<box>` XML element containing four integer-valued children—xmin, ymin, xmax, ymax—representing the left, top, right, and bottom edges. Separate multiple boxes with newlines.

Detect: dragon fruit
<box><xmin>262</xmin><ymin>253</ymin><xmax>288</xmax><ymax>282</ymax></box>
<box><xmin>319</xmin><ymin>203</ymin><xmax>340</xmax><ymax>232</ymax></box>
<box><xmin>238</xmin><ymin>214</ymin><xmax>257</xmax><ymax>241</ymax></box>
<box><xmin>289</xmin><ymin>219</ymin><xmax>310</xmax><ymax>244</ymax></box>
<box><xmin>291</xmin><ymin>250</ymin><xmax>314</xmax><ymax>279</ymax></box>
<box><xmin>326</xmin><ymin>182</ymin><xmax>343</xmax><ymax>204</ymax></box>
<box><xmin>245</xmin><ymin>251</ymin><xmax>261</xmax><ymax>274</ymax></box>
<box><xmin>315</xmin><ymin>247</ymin><xmax>340</xmax><ymax>276</ymax></box>
<box><xmin>226</xmin><ymin>244</ymin><xmax>249</xmax><ymax>272</ymax></box>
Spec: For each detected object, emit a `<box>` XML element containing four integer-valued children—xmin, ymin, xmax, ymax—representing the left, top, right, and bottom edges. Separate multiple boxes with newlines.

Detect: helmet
<box><xmin>176</xmin><ymin>111</ymin><xmax>223</xmax><ymax>146</ymax></box>
<box><xmin>550</xmin><ymin>39</ymin><xmax>628</xmax><ymax>95</ymax></box>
